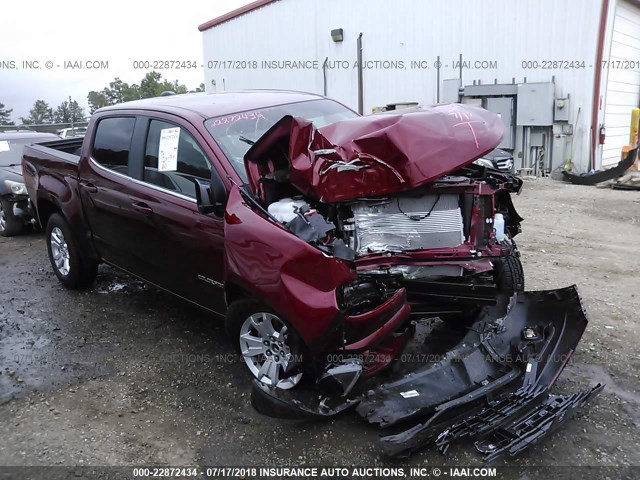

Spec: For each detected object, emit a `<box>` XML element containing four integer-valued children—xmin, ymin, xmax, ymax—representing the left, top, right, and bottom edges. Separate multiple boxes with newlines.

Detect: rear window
<box><xmin>91</xmin><ymin>117</ymin><xmax>135</xmax><ymax>173</ymax></box>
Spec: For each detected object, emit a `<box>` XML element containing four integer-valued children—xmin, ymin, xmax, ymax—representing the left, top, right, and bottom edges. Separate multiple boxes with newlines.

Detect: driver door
<box><xmin>126</xmin><ymin>117</ymin><xmax>227</xmax><ymax>314</ymax></box>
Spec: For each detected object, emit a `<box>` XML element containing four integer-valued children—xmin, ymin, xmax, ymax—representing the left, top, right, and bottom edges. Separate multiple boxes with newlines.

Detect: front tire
<box><xmin>46</xmin><ymin>213</ymin><xmax>97</xmax><ymax>289</ymax></box>
<box><xmin>494</xmin><ymin>239</ymin><xmax>525</xmax><ymax>295</ymax></box>
<box><xmin>0</xmin><ymin>198</ymin><xmax>24</xmax><ymax>237</ymax></box>
<box><xmin>225</xmin><ymin>299</ymin><xmax>305</xmax><ymax>390</ymax></box>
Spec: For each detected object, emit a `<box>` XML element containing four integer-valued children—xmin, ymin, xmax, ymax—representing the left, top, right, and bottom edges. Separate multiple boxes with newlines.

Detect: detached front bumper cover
<box><xmin>251</xmin><ymin>286</ymin><xmax>603</xmax><ymax>462</ymax></box>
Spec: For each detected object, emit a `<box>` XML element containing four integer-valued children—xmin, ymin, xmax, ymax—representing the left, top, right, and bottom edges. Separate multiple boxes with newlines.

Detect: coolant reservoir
<box><xmin>494</xmin><ymin>213</ymin><xmax>505</xmax><ymax>241</ymax></box>
<box><xmin>268</xmin><ymin>198</ymin><xmax>308</xmax><ymax>224</ymax></box>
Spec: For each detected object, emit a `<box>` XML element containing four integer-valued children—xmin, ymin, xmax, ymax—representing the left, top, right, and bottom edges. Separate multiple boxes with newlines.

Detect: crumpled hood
<box><xmin>244</xmin><ymin>103</ymin><xmax>504</xmax><ymax>203</ymax></box>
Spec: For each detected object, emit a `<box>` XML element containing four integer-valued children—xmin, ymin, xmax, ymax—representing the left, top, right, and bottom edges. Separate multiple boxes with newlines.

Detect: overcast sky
<box><xmin>0</xmin><ymin>0</ymin><xmax>253</xmax><ymax>122</ymax></box>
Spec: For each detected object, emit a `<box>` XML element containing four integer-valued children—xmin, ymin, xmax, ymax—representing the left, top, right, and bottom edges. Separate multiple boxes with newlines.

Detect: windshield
<box><xmin>205</xmin><ymin>99</ymin><xmax>358</xmax><ymax>181</ymax></box>
<box><xmin>0</xmin><ymin>137</ymin><xmax>56</xmax><ymax>167</ymax></box>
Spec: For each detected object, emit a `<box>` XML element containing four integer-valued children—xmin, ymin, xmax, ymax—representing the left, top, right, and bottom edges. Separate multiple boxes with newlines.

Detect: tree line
<box><xmin>0</xmin><ymin>71</ymin><xmax>205</xmax><ymax>126</ymax></box>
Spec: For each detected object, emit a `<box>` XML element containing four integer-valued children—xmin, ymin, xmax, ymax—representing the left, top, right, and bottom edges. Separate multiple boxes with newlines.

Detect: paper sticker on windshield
<box><xmin>158</xmin><ymin>127</ymin><xmax>180</xmax><ymax>172</ymax></box>
<box><xmin>0</xmin><ymin>141</ymin><xmax>10</xmax><ymax>152</ymax></box>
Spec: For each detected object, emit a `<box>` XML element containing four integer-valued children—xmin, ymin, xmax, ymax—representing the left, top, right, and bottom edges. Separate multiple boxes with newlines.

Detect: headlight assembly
<box><xmin>474</xmin><ymin>158</ymin><xmax>495</xmax><ymax>169</ymax></box>
<box><xmin>4</xmin><ymin>180</ymin><xmax>27</xmax><ymax>195</ymax></box>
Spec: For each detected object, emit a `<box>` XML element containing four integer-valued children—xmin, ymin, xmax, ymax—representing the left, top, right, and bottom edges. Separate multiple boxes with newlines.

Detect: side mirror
<box><xmin>194</xmin><ymin>174</ymin><xmax>227</xmax><ymax>216</ymax></box>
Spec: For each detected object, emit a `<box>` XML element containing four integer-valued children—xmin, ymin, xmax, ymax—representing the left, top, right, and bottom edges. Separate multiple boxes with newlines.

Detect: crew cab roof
<box><xmin>97</xmin><ymin>90</ymin><xmax>327</xmax><ymax>119</ymax></box>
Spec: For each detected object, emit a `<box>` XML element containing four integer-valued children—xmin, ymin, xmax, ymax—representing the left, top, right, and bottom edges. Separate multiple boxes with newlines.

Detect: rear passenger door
<box><xmin>79</xmin><ymin>115</ymin><xmax>150</xmax><ymax>273</ymax></box>
<box><xmin>126</xmin><ymin>117</ymin><xmax>227</xmax><ymax>314</ymax></box>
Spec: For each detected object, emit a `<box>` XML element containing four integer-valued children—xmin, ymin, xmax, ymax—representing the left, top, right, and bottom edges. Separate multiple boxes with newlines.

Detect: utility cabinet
<box><xmin>516</xmin><ymin>82</ymin><xmax>555</xmax><ymax>126</ymax></box>
<box><xmin>485</xmin><ymin>97</ymin><xmax>515</xmax><ymax>149</ymax></box>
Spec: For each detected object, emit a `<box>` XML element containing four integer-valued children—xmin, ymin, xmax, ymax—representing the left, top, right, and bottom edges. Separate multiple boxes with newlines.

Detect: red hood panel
<box><xmin>244</xmin><ymin>103</ymin><xmax>504</xmax><ymax>203</ymax></box>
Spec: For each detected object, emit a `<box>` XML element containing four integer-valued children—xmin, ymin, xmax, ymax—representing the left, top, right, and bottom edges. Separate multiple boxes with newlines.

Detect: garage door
<box><xmin>602</xmin><ymin>0</ymin><xmax>640</xmax><ymax>167</ymax></box>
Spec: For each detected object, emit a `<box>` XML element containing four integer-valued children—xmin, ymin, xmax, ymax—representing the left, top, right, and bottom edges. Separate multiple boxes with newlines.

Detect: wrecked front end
<box><xmin>252</xmin><ymin>287</ymin><xmax>602</xmax><ymax>462</ymax></box>
<box><xmin>224</xmin><ymin>103</ymin><xmax>600</xmax><ymax>460</ymax></box>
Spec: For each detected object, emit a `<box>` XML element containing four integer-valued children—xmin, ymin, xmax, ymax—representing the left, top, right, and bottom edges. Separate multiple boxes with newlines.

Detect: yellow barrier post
<box><xmin>622</xmin><ymin>108</ymin><xmax>640</xmax><ymax>170</ymax></box>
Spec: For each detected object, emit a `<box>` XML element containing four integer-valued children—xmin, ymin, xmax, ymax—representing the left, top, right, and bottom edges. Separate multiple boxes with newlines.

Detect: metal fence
<box><xmin>0</xmin><ymin>122</ymin><xmax>89</xmax><ymax>134</ymax></box>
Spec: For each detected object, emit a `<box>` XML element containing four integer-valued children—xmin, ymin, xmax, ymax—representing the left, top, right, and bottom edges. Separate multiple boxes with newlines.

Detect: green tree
<box><xmin>54</xmin><ymin>99</ymin><xmax>86</xmax><ymax>123</ymax></box>
<box><xmin>104</xmin><ymin>78</ymin><xmax>140</xmax><ymax>104</ymax></box>
<box><xmin>0</xmin><ymin>102</ymin><xmax>14</xmax><ymax>125</ymax></box>
<box><xmin>122</xmin><ymin>83</ymin><xmax>141</xmax><ymax>102</ymax></box>
<box><xmin>138</xmin><ymin>71</ymin><xmax>189</xmax><ymax>98</ymax></box>
<box><xmin>88</xmin><ymin>73</ymin><xmax>196</xmax><ymax>110</ymax></box>
<box><xmin>171</xmin><ymin>80</ymin><xmax>188</xmax><ymax>94</ymax></box>
<box><xmin>20</xmin><ymin>100</ymin><xmax>53</xmax><ymax>125</ymax></box>
<box><xmin>139</xmin><ymin>71</ymin><xmax>163</xmax><ymax>98</ymax></box>
<box><xmin>87</xmin><ymin>90</ymin><xmax>110</xmax><ymax>113</ymax></box>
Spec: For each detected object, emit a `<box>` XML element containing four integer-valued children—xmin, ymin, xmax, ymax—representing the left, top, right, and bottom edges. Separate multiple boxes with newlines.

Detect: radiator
<box><xmin>353</xmin><ymin>194</ymin><xmax>464</xmax><ymax>254</ymax></box>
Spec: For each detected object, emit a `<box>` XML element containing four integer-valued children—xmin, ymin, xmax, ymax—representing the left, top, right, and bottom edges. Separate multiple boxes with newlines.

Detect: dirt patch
<box><xmin>0</xmin><ymin>178</ymin><xmax>638</xmax><ymax>469</ymax></box>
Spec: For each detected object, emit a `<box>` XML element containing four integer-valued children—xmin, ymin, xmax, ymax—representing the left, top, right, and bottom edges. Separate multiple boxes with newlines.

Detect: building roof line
<box><xmin>198</xmin><ymin>0</ymin><xmax>280</xmax><ymax>31</ymax></box>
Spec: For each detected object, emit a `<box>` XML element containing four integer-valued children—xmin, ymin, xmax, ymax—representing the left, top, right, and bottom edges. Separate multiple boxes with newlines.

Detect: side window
<box><xmin>143</xmin><ymin>120</ymin><xmax>212</xmax><ymax>198</ymax></box>
<box><xmin>91</xmin><ymin>117</ymin><xmax>135</xmax><ymax>174</ymax></box>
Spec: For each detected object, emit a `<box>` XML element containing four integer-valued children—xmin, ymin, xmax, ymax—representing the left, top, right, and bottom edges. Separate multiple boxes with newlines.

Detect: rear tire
<box><xmin>46</xmin><ymin>213</ymin><xmax>97</xmax><ymax>289</ymax></box>
<box><xmin>0</xmin><ymin>198</ymin><xmax>24</xmax><ymax>237</ymax></box>
<box><xmin>494</xmin><ymin>239</ymin><xmax>525</xmax><ymax>295</ymax></box>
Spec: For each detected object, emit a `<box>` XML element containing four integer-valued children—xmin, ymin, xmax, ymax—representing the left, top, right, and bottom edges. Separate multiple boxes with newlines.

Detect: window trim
<box><xmin>88</xmin><ymin>112</ymin><xmax>227</xmax><ymax>205</ymax></box>
<box><xmin>90</xmin><ymin>115</ymin><xmax>137</xmax><ymax>176</ymax></box>
<box><xmin>89</xmin><ymin>156</ymin><xmax>197</xmax><ymax>203</ymax></box>
<box><xmin>137</xmin><ymin>116</ymin><xmax>214</xmax><ymax>199</ymax></box>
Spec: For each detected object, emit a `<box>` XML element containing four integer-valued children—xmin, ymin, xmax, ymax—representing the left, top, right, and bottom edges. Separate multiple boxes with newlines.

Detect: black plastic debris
<box><xmin>358</xmin><ymin>286</ymin><xmax>589</xmax><ymax>428</ymax></box>
<box><xmin>251</xmin><ymin>286</ymin><xmax>603</xmax><ymax>462</ymax></box>
<box><xmin>611</xmin><ymin>182</ymin><xmax>640</xmax><ymax>191</ymax></box>
<box><xmin>562</xmin><ymin>147</ymin><xmax>637</xmax><ymax>185</ymax></box>
<box><xmin>470</xmin><ymin>384</ymin><xmax>604</xmax><ymax>463</ymax></box>
<box><xmin>287</xmin><ymin>210</ymin><xmax>334</xmax><ymax>243</ymax></box>
<box><xmin>251</xmin><ymin>376</ymin><xmax>360</xmax><ymax>419</ymax></box>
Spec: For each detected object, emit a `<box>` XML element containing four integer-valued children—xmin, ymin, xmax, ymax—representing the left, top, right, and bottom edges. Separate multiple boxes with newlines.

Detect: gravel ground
<box><xmin>0</xmin><ymin>178</ymin><xmax>638</xmax><ymax>473</ymax></box>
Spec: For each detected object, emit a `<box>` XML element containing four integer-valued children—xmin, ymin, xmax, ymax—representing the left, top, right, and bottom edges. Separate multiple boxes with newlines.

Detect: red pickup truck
<box><xmin>22</xmin><ymin>91</ymin><xmax>525</xmax><ymax>390</ymax></box>
<box><xmin>22</xmin><ymin>91</ymin><xmax>602</xmax><ymax>461</ymax></box>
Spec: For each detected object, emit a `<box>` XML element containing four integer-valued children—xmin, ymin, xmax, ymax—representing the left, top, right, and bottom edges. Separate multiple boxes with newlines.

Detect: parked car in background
<box><xmin>0</xmin><ymin>131</ymin><xmax>60</xmax><ymax>236</ymax></box>
<box><xmin>57</xmin><ymin>126</ymin><xmax>87</xmax><ymax>139</ymax></box>
<box><xmin>474</xmin><ymin>147</ymin><xmax>515</xmax><ymax>172</ymax></box>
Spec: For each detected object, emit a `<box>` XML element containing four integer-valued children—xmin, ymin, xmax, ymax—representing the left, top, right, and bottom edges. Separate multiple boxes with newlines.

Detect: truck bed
<box><xmin>21</xmin><ymin>138</ymin><xmax>86</xmax><ymax>229</ymax></box>
<box><xmin>22</xmin><ymin>139</ymin><xmax>83</xmax><ymax>179</ymax></box>
<box><xmin>30</xmin><ymin>137</ymin><xmax>84</xmax><ymax>160</ymax></box>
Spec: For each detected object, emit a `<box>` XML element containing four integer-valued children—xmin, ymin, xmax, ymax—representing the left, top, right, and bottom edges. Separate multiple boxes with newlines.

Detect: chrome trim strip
<box><xmin>88</xmin><ymin>157</ymin><xmax>197</xmax><ymax>203</ymax></box>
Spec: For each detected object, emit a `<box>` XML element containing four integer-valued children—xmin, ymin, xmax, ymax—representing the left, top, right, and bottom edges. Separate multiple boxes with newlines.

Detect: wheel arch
<box><xmin>224</xmin><ymin>281</ymin><xmax>254</xmax><ymax>309</ymax></box>
<box><xmin>38</xmin><ymin>196</ymin><xmax>99</xmax><ymax>263</ymax></box>
<box><xmin>36</xmin><ymin>197</ymin><xmax>60</xmax><ymax>229</ymax></box>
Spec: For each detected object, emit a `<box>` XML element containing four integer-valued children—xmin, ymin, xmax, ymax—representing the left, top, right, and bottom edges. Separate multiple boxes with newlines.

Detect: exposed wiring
<box><xmin>397</xmin><ymin>194</ymin><xmax>441</xmax><ymax>221</ymax></box>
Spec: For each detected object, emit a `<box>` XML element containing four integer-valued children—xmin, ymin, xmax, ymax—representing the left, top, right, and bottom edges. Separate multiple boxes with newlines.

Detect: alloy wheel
<box><xmin>50</xmin><ymin>226</ymin><xmax>71</xmax><ymax>276</ymax></box>
<box><xmin>0</xmin><ymin>202</ymin><xmax>5</xmax><ymax>232</ymax></box>
<box><xmin>239</xmin><ymin>312</ymin><xmax>303</xmax><ymax>389</ymax></box>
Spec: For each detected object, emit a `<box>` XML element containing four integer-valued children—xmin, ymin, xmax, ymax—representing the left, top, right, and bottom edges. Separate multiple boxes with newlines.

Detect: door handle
<box><xmin>79</xmin><ymin>181</ymin><xmax>98</xmax><ymax>193</ymax></box>
<box><xmin>132</xmin><ymin>201</ymin><xmax>153</xmax><ymax>215</ymax></box>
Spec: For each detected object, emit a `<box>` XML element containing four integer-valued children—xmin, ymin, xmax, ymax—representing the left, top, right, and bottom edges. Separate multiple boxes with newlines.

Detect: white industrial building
<box><xmin>199</xmin><ymin>0</ymin><xmax>640</xmax><ymax>173</ymax></box>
